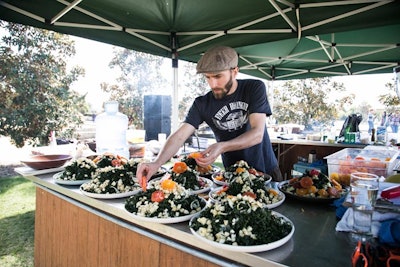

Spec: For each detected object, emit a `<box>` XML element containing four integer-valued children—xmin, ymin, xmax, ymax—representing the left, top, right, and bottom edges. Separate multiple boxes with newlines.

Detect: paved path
<box><xmin>0</xmin><ymin>136</ymin><xmax>30</xmax><ymax>165</ymax></box>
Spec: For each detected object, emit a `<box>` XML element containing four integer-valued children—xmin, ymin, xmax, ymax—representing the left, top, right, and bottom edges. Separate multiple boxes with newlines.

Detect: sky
<box><xmin>68</xmin><ymin>36</ymin><xmax>395</xmax><ymax>112</ymax></box>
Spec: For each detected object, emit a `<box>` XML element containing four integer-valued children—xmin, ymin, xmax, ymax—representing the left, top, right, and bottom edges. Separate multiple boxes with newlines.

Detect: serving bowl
<box><xmin>21</xmin><ymin>154</ymin><xmax>72</xmax><ymax>170</ymax></box>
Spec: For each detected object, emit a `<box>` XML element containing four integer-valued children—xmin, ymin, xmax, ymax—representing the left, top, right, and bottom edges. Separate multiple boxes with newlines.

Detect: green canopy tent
<box><xmin>1</xmin><ymin>0</ymin><xmax>399</xmax><ymax>77</ymax></box>
<box><xmin>234</xmin><ymin>24</ymin><xmax>400</xmax><ymax>80</ymax></box>
<box><xmin>1</xmin><ymin>0</ymin><xmax>400</xmax><ymax>128</ymax></box>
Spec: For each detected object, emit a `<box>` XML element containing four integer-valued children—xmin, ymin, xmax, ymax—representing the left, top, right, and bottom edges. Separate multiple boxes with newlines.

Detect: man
<box><xmin>136</xmin><ymin>46</ymin><xmax>282</xmax><ymax>183</ymax></box>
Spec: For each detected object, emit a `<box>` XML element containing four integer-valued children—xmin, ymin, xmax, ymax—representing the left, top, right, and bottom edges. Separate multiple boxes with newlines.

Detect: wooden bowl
<box><xmin>21</xmin><ymin>154</ymin><xmax>72</xmax><ymax>170</ymax></box>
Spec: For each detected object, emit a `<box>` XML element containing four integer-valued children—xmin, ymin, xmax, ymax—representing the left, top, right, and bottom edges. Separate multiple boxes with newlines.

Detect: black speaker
<box><xmin>144</xmin><ymin>95</ymin><xmax>172</xmax><ymax>141</ymax></box>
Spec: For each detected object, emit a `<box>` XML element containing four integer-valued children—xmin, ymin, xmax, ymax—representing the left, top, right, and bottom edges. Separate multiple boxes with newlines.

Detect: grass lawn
<box><xmin>0</xmin><ymin>176</ymin><xmax>35</xmax><ymax>267</ymax></box>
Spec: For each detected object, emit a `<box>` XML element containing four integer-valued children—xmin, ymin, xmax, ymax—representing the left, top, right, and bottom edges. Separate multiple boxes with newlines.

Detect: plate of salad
<box><xmin>209</xmin><ymin>186</ymin><xmax>285</xmax><ymax>209</ymax></box>
<box><xmin>178</xmin><ymin>152</ymin><xmax>221</xmax><ymax>178</ymax></box>
<box><xmin>53</xmin><ymin>157</ymin><xmax>97</xmax><ymax>185</ymax></box>
<box><xmin>211</xmin><ymin>160</ymin><xmax>271</xmax><ymax>186</ymax></box>
<box><xmin>278</xmin><ymin>169</ymin><xmax>346</xmax><ymax>203</ymax></box>
<box><xmin>189</xmin><ymin>195</ymin><xmax>294</xmax><ymax>252</ymax></box>
<box><xmin>53</xmin><ymin>172</ymin><xmax>92</xmax><ymax>186</ymax></box>
<box><xmin>125</xmin><ymin>179</ymin><xmax>206</xmax><ymax>223</ymax></box>
<box><xmin>79</xmin><ymin>165</ymin><xmax>141</xmax><ymax>199</ymax></box>
<box><xmin>167</xmin><ymin>161</ymin><xmax>213</xmax><ymax>194</ymax></box>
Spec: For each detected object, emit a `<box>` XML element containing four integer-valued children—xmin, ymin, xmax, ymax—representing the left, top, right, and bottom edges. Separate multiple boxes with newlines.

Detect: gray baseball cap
<box><xmin>196</xmin><ymin>46</ymin><xmax>238</xmax><ymax>73</ymax></box>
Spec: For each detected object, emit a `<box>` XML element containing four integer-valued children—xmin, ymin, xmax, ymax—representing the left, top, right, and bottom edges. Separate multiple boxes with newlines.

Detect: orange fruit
<box><xmin>300</xmin><ymin>177</ymin><xmax>313</xmax><ymax>188</ymax></box>
<box><xmin>318</xmin><ymin>189</ymin><xmax>329</xmax><ymax>198</ymax></box>
<box><xmin>330</xmin><ymin>172</ymin><xmax>339</xmax><ymax>181</ymax></box>
<box><xmin>172</xmin><ymin>162</ymin><xmax>188</xmax><ymax>174</ymax></box>
<box><xmin>268</xmin><ymin>189</ymin><xmax>279</xmax><ymax>196</ymax></box>
<box><xmin>308</xmin><ymin>185</ymin><xmax>317</xmax><ymax>194</ymax></box>
<box><xmin>296</xmin><ymin>188</ymin><xmax>308</xmax><ymax>196</ymax></box>
<box><xmin>236</xmin><ymin>167</ymin><xmax>245</xmax><ymax>174</ymax></box>
<box><xmin>151</xmin><ymin>190</ymin><xmax>165</xmax><ymax>202</ymax></box>
<box><xmin>189</xmin><ymin>152</ymin><xmax>203</xmax><ymax>159</ymax></box>
<box><xmin>161</xmin><ymin>179</ymin><xmax>177</xmax><ymax>190</ymax></box>
<box><xmin>196</xmin><ymin>165</ymin><xmax>212</xmax><ymax>173</ymax></box>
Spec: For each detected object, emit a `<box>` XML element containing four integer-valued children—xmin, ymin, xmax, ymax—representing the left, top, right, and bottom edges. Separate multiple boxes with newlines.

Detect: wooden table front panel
<box><xmin>34</xmin><ymin>188</ymin><xmax>220</xmax><ymax>267</ymax></box>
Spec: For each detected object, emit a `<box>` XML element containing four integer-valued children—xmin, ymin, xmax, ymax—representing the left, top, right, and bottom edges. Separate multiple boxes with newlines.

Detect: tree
<box><xmin>273</xmin><ymin>78</ymin><xmax>354</xmax><ymax>130</ymax></box>
<box><xmin>378</xmin><ymin>79</ymin><xmax>400</xmax><ymax>112</ymax></box>
<box><xmin>178</xmin><ymin>62</ymin><xmax>209</xmax><ymax>121</ymax></box>
<box><xmin>0</xmin><ymin>21</ymin><xmax>86</xmax><ymax>147</ymax></box>
<box><xmin>100</xmin><ymin>48</ymin><xmax>168</xmax><ymax>128</ymax></box>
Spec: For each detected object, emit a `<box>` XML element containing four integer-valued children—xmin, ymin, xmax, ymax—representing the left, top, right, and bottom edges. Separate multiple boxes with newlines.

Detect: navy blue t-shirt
<box><xmin>184</xmin><ymin>79</ymin><xmax>278</xmax><ymax>174</ymax></box>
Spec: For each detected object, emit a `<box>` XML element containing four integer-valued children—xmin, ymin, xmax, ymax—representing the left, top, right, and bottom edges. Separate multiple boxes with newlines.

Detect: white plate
<box><xmin>267</xmin><ymin>189</ymin><xmax>286</xmax><ymax>209</ymax></box>
<box><xmin>190</xmin><ymin>211</ymin><xmax>295</xmax><ymax>253</ymax></box>
<box><xmin>149</xmin><ymin>176</ymin><xmax>213</xmax><ymax>195</ymax></box>
<box><xmin>126</xmin><ymin>209</ymin><xmax>202</xmax><ymax>224</ymax></box>
<box><xmin>125</xmin><ymin>198</ymin><xmax>206</xmax><ymax>224</ymax></box>
<box><xmin>211</xmin><ymin>172</ymin><xmax>272</xmax><ymax>186</ymax></box>
<box><xmin>264</xmin><ymin>175</ymin><xmax>273</xmax><ymax>185</ymax></box>
<box><xmin>208</xmin><ymin>187</ymin><xmax>285</xmax><ymax>209</ymax></box>
<box><xmin>79</xmin><ymin>183</ymin><xmax>141</xmax><ymax>199</ymax></box>
<box><xmin>53</xmin><ymin>172</ymin><xmax>91</xmax><ymax>185</ymax></box>
<box><xmin>211</xmin><ymin>173</ymin><xmax>229</xmax><ymax>186</ymax></box>
<box><xmin>208</xmin><ymin>186</ymin><xmax>225</xmax><ymax>202</ymax></box>
<box><xmin>189</xmin><ymin>177</ymin><xmax>213</xmax><ymax>195</ymax></box>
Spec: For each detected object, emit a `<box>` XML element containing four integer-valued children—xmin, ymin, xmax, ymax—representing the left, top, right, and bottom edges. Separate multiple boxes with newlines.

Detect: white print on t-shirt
<box><xmin>229</xmin><ymin>101</ymin><xmax>248</xmax><ymax>111</ymax></box>
<box><xmin>212</xmin><ymin>101</ymin><xmax>249</xmax><ymax>132</ymax></box>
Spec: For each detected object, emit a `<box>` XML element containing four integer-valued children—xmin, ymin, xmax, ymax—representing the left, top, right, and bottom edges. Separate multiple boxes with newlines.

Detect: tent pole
<box><xmin>171</xmin><ymin>32</ymin><xmax>179</xmax><ymax>132</ymax></box>
<box><xmin>172</xmin><ymin>60</ymin><xmax>178</xmax><ymax>132</ymax></box>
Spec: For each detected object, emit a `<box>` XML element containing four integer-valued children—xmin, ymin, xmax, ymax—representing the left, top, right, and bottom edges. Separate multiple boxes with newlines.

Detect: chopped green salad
<box><xmin>190</xmin><ymin>195</ymin><xmax>292</xmax><ymax>246</ymax></box>
<box><xmin>57</xmin><ymin>157</ymin><xmax>97</xmax><ymax>181</ymax></box>
<box><xmin>125</xmin><ymin>179</ymin><xmax>205</xmax><ymax>218</ymax></box>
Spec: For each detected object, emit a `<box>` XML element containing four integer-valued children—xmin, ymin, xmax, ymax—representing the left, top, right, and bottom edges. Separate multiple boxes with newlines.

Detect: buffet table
<box><xmin>23</xmin><ymin>172</ymin><xmax>358</xmax><ymax>267</ymax></box>
<box><xmin>271</xmin><ymin>139</ymin><xmax>366</xmax><ymax>179</ymax></box>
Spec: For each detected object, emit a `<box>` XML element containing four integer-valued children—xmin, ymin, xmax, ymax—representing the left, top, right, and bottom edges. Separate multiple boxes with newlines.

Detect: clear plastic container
<box><xmin>95</xmin><ymin>101</ymin><xmax>129</xmax><ymax>159</ymax></box>
<box><xmin>325</xmin><ymin>148</ymin><xmax>399</xmax><ymax>178</ymax></box>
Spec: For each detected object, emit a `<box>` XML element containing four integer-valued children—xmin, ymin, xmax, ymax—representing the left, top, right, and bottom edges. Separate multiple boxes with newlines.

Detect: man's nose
<box><xmin>208</xmin><ymin>78</ymin><xmax>218</xmax><ymax>88</ymax></box>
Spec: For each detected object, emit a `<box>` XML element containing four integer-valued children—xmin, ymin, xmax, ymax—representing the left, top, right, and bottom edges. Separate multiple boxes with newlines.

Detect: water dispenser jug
<box><xmin>95</xmin><ymin>101</ymin><xmax>129</xmax><ymax>159</ymax></box>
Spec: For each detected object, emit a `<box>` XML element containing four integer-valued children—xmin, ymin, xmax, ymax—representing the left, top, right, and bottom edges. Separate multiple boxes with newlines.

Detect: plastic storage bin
<box><xmin>324</xmin><ymin>148</ymin><xmax>399</xmax><ymax>179</ymax></box>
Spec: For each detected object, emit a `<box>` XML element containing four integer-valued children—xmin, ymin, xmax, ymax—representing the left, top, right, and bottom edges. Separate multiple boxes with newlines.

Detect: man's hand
<box><xmin>195</xmin><ymin>143</ymin><xmax>224</xmax><ymax>167</ymax></box>
<box><xmin>136</xmin><ymin>162</ymin><xmax>160</xmax><ymax>189</ymax></box>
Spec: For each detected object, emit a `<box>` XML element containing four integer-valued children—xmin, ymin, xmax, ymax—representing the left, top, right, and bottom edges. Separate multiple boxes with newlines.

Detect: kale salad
<box><xmin>80</xmin><ymin>154</ymin><xmax>142</xmax><ymax>194</ymax></box>
<box><xmin>125</xmin><ymin>179</ymin><xmax>205</xmax><ymax>218</ymax></box>
<box><xmin>190</xmin><ymin>195</ymin><xmax>292</xmax><ymax>246</ymax></box>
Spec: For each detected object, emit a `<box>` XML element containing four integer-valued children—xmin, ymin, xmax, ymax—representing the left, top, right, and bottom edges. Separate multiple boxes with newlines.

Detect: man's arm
<box><xmin>196</xmin><ymin>113</ymin><xmax>266</xmax><ymax>166</ymax></box>
<box><xmin>136</xmin><ymin>122</ymin><xmax>196</xmax><ymax>182</ymax></box>
<box><xmin>153</xmin><ymin>123</ymin><xmax>196</xmax><ymax>166</ymax></box>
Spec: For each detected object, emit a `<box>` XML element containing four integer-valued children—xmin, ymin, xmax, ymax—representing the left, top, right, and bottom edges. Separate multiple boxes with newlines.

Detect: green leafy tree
<box><xmin>0</xmin><ymin>21</ymin><xmax>86</xmax><ymax>147</ymax></box>
<box><xmin>378</xmin><ymin>79</ymin><xmax>400</xmax><ymax>112</ymax></box>
<box><xmin>178</xmin><ymin>62</ymin><xmax>209</xmax><ymax>121</ymax></box>
<box><xmin>273</xmin><ymin>78</ymin><xmax>354</xmax><ymax>130</ymax></box>
<box><xmin>100</xmin><ymin>48</ymin><xmax>168</xmax><ymax>128</ymax></box>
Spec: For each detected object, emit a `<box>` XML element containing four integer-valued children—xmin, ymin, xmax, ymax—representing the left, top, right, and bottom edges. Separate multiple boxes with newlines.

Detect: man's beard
<box><xmin>212</xmin><ymin>74</ymin><xmax>233</xmax><ymax>99</ymax></box>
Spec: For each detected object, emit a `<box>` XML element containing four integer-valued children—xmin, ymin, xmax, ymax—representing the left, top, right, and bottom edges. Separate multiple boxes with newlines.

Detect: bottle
<box><xmin>308</xmin><ymin>150</ymin><xmax>317</xmax><ymax>164</ymax></box>
<box><xmin>95</xmin><ymin>101</ymin><xmax>129</xmax><ymax>159</ymax></box>
<box><xmin>49</xmin><ymin>130</ymin><xmax>57</xmax><ymax>147</ymax></box>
